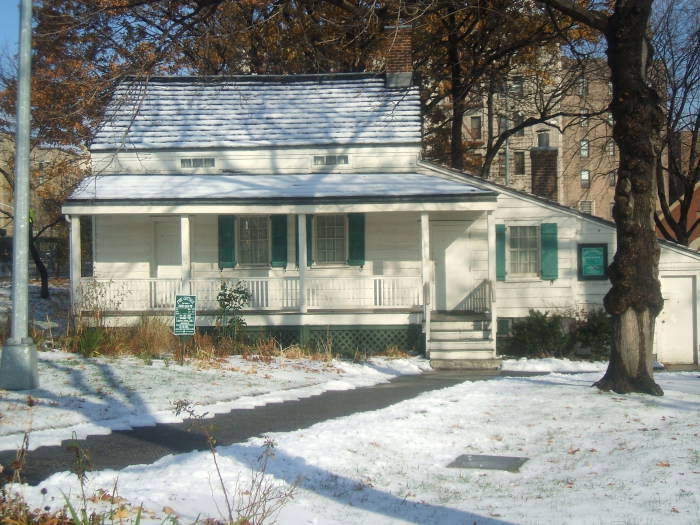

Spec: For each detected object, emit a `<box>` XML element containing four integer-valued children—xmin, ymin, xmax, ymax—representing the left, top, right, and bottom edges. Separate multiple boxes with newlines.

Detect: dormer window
<box><xmin>313</xmin><ymin>155</ymin><xmax>348</xmax><ymax>166</ymax></box>
<box><xmin>181</xmin><ymin>157</ymin><xmax>215</xmax><ymax>168</ymax></box>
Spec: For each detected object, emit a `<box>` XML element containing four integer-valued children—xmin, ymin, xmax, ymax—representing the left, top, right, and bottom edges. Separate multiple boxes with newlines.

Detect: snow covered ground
<box><xmin>6</xmin><ymin>357</ymin><xmax>700</xmax><ymax>524</ymax></box>
<box><xmin>0</xmin><ymin>351</ymin><xmax>430</xmax><ymax>452</ymax></box>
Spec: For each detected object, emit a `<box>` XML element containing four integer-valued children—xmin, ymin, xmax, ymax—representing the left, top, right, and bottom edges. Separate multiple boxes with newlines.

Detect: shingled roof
<box><xmin>91</xmin><ymin>74</ymin><xmax>421</xmax><ymax>152</ymax></box>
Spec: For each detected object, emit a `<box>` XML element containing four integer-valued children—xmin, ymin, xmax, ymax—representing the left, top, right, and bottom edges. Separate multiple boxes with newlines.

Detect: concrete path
<box><xmin>2</xmin><ymin>369</ymin><xmax>503</xmax><ymax>485</ymax></box>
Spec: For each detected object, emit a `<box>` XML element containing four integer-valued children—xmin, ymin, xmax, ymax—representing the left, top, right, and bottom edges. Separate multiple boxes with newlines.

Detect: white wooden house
<box><xmin>63</xmin><ymin>73</ymin><xmax>700</xmax><ymax>368</ymax></box>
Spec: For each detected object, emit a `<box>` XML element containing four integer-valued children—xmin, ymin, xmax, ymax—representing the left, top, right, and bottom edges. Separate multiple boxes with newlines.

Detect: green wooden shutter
<box><xmin>306</xmin><ymin>214</ymin><xmax>314</xmax><ymax>266</ymax></box>
<box><xmin>496</xmin><ymin>224</ymin><xmax>506</xmax><ymax>281</ymax></box>
<box><xmin>218</xmin><ymin>215</ymin><xmax>236</xmax><ymax>269</ymax></box>
<box><xmin>347</xmin><ymin>213</ymin><xmax>365</xmax><ymax>266</ymax></box>
<box><xmin>270</xmin><ymin>215</ymin><xmax>287</xmax><ymax>268</ymax></box>
<box><xmin>540</xmin><ymin>222</ymin><xmax>558</xmax><ymax>280</ymax></box>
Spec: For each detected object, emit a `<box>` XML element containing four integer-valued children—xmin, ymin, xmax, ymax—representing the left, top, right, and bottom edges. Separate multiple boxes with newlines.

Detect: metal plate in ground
<box><xmin>447</xmin><ymin>454</ymin><xmax>529</xmax><ymax>472</ymax></box>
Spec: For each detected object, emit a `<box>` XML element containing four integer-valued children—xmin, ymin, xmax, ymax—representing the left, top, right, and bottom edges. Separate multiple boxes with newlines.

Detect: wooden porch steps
<box><xmin>428</xmin><ymin>312</ymin><xmax>499</xmax><ymax>370</ymax></box>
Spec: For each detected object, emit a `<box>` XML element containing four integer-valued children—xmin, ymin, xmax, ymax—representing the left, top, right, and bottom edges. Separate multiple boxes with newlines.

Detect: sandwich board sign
<box><xmin>174</xmin><ymin>295</ymin><xmax>196</xmax><ymax>336</ymax></box>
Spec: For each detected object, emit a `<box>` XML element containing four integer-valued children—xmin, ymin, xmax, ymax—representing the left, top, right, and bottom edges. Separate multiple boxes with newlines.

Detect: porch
<box><xmin>78</xmin><ymin>274</ymin><xmax>428</xmax><ymax>312</ymax></box>
<box><xmin>63</xmin><ymin>171</ymin><xmax>501</xmax><ymax>366</ymax></box>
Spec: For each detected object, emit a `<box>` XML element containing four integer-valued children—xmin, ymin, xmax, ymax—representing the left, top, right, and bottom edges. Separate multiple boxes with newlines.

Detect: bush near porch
<box><xmin>498</xmin><ymin>309</ymin><xmax>612</xmax><ymax>360</ymax></box>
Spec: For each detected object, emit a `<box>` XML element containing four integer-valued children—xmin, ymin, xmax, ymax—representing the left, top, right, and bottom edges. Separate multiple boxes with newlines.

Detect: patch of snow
<box><xmin>0</xmin><ymin>352</ymin><xmax>429</xmax><ymax>452</ymax></box>
<box><xmin>10</xmin><ymin>370</ymin><xmax>700</xmax><ymax>524</ymax></box>
<box><xmin>501</xmin><ymin>357</ymin><xmax>607</xmax><ymax>373</ymax></box>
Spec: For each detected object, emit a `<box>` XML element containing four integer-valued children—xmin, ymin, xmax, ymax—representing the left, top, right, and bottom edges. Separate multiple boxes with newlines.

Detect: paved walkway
<box><xmin>2</xmin><ymin>369</ymin><xmax>504</xmax><ymax>485</ymax></box>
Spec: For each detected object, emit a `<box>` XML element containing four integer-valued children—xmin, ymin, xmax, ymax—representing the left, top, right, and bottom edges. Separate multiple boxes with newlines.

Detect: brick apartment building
<box><xmin>462</xmin><ymin>58</ymin><xmax>617</xmax><ymax>221</ymax></box>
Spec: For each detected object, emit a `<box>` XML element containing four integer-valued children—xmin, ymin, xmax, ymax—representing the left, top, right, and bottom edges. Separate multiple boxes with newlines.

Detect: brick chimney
<box><xmin>530</xmin><ymin>147</ymin><xmax>558</xmax><ymax>200</ymax></box>
<box><xmin>384</xmin><ymin>24</ymin><xmax>413</xmax><ymax>88</ymax></box>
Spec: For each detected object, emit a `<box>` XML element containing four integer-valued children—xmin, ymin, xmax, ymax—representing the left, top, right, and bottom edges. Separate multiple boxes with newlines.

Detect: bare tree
<box><xmin>652</xmin><ymin>0</ymin><xmax>700</xmax><ymax>246</ymax></box>
<box><xmin>540</xmin><ymin>0</ymin><xmax>665</xmax><ymax>395</ymax></box>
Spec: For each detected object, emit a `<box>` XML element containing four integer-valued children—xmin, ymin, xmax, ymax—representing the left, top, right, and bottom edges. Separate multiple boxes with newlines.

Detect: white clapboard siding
<box><xmin>91</xmin><ymin>144</ymin><xmax>421</xmax><ymax>175</ymax></box>
<box><xmin>93</xmin><ymin>215</ymin><xmax>152</xmax><ymax>279</ymax></box>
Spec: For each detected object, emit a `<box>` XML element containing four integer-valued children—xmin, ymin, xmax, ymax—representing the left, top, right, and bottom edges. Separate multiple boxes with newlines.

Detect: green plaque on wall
<box><xmin>577</xmin><ymin>244</ymin><xmax>608</xmax><ymax>280</ymax></box>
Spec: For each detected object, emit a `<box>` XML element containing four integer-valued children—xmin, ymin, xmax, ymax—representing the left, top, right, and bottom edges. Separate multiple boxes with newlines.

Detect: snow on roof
<box><xmin>69</xmin><ymin>173</ymin><xmax>494</xmax><ymax>202</ymax></box>
<box><xmin>91</xmin><ymin>74</ymin><xmax>421</xmax><ymax>152</ymax></box>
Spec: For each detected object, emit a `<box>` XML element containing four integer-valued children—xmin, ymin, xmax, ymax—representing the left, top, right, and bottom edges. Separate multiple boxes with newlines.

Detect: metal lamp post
<box><xmin>0</xmin><ymin>0</ymin><xmax>38</xmax><ymax>390</ymax></box>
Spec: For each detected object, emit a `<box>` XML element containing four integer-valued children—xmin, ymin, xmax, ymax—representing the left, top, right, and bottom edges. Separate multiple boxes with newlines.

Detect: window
<box><xmin>580</xmin><ymin>116</ymin><xmax>589</xmax><ymax>128</ymax></box>
<box><xmin>499</xmin><ymin>116</ymin><xmax>509</xmax><ymax>134</ymax></box>
<box><xmin>607</xmin><ymin>113</ymin><xmax>614</xmax><ymax>126</ymax></box>
<box><xmin>470</xmin><ymin>116</ymin><xmax>482</xmax><ymax>139</ymax></box>
<box><xmin>576</xmin><ymin>76</ymin><xmax>588</xmax><ymax>96</ymax></box>
<box><xmin>608</xmin><ymin>81</ymin><xmax>613</xmax><ymax>95</ymax></box>
<box><xmin>606</xmin><ymin>140</ymin><xmax>616</xmax><ymax>156</ymax></box>
<box><xmin>511</xmin><ymin>77</ymin><xmax>524</xmax><ymax>97</ymax></box>
<box><xmin>313</xmin><ymin>155</ymin><xmax>348</xmax><ymax>166</ymax></box>
<box><xmin>608</xmin><ymin>169</ymin><xmax>617</xmax><ymax>187</ymax></box>
<box><xmin>315</xmin><ymin>214</ymin><xmax>346</xmax><ymax>264</ymax></box>
<box><xmin>537</xmin><ymin>130</ymin><xmax>550</xmax><ymax>148</ymax></box>
<box><xmin>238</xmin><ymin>216</ymin><xmax>269</xmax><ymax>265</ymax></box>
<box><xmin>579</xmin><ymin>200</ymin><xmax>594</xmax><ymax>215</ymax></box>
<box><xmin>580</xmin><ymin>140</ymin><xmax>589</xmax><ymax>157</ymax></box>
<box><xmin>514</xmin><ymin>151</ymin><xmax>525</xmax><ymax>175</ymax></box>
<box><xmin>580</xmin><ymin>169</ymin><xmax>590</xmax><ymax>188</ymax></box>
<box><xmin>497</xmin><ymin>152</ymin><xmax>506</xmax><ymax>177</ymax></box>
<box><xmin>610</xmin><ymin>202</ymin><xmax>615</xmax><ymax>218</ymax></box>
<box><xmin>513</xmin><ymin>114</ymin><xmax>525</xmax><ymax>136</ymax></box>
<box><xmin>181</xmin><ymin>157</ymin><xmax>215</xmax><ymax>168</ymax></box>
<box><xmin>509</xmin><ymin>225</ymin><xmax>539</xmax><ymax>276</ymax></box>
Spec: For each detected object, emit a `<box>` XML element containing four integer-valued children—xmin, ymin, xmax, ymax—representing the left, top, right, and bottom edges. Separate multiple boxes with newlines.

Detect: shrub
<box><xmin>503</xmin><ymin>310</ymin><xmax>568</xmax><ymax>358</ymax></box>
<box><xmin>216</xmin><ymin>280</ymin><xmax>251</xmax><ymax>344</ymax></box>
<box><xmin>571</xmin><ymin>308</ymin><xmax>612</xmax><ymax>360</ymax></box>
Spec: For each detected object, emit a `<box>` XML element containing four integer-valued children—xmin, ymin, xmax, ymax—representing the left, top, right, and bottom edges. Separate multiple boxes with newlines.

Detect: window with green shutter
<box><xmin>347</xmin><ymin>213</ymin><xmax>365</xmax><ymax>266</ymax></box>
<box><xmin>218</xmin><ymin>215</ymin><xmax>236</xmax><ymax>269</ymax></box>
<box><xmin>496</xmin><ymin>224</ymin><xmax>506</xmax><ymax>281</ymax></box>
<box><xmin>540</xmin><ymin>223</ymin><xmax>558</xmax><ymax>280</ymax></box>
<box><xmin>306</xmin><ymin>214</ymin><xmax>314</xmax><ymax>266</ymax></box>
<box><xmin>270</xmin><ymin>215</ymin><xmax>287</xmax><ymax>267</ymax></box>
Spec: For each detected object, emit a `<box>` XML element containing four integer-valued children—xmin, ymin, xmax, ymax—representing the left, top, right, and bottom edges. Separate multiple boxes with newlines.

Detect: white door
<box><xmin>655</xmin><ymin>276</ymin><xmax>696</xmax><ymax>364</ymax></box>
<box><xmin>429</xmin><ymin>221</ymin><xmax>471</xmax><ymax>311</ymax></box>
<box><xmin>150</xmin><ymin>219</ymin><xmax>181</xmax><ymax>308</ymax></box>
<box><xmin>153</xmin><ymin>219</ymin><xmax>181</xmax><ymax>278</ymax></box>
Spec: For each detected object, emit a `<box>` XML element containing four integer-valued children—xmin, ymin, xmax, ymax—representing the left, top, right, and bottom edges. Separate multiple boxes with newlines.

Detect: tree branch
<box><xmin>539</xmin><ymin>0</ymin><xmax>608</xmax><ymax>33</ymax></box>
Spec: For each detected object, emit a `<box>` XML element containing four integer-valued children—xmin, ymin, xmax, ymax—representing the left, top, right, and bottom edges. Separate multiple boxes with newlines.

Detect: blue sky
<box><xmin>0</xmin><ymin>2</ymin><xmax>20</xmax><ymax>55</ymax></box>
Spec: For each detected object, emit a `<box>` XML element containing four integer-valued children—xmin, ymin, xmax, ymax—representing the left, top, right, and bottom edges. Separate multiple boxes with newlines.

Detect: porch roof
<box><xmin>65</xmin><ymin>172</ymin><xmax>497</xmax><ymax>210</ymax></box>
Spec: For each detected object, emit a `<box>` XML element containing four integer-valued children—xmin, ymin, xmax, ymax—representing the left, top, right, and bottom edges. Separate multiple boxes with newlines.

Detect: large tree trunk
<box><xmin>596</xmin><ymin>1</ymin><xmax>664</xmax><ymax>396</ymax></box>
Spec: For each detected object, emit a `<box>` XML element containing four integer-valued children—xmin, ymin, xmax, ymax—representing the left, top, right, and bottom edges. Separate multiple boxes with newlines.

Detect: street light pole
<box><xmin>0</xmin><ymin>0</ymin><xmax>38</xmax><ymax>390</ymax></box>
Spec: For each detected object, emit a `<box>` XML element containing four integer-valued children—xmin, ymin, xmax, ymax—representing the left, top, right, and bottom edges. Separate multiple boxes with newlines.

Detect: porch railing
<box><xmin>77</xmin><ymin>275</ymin><xmax>423</xmax><ymax>312</ymax></box>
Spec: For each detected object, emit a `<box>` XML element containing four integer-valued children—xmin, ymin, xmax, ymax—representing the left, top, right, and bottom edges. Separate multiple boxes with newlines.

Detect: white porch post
<box><xmin>180</xmin><ymin>215</ymin><xmax>191</xmax><ymax>293</ymax></box>
<box><xmin>487</xmin><ymin>210</ymin><xmax>497</xmax><ymax>355</ymax></box>
<box><xmin>297</xmin><ymin>214</ymin><xmax>307</xmax><ymax>313</ymax></box>
<box><xmin>69</xmin><ymin>215</ymin><xmax>81</xmax><ymax>312</ymax></box>
<box><xmin>420</xmin><ymin>212</ymin><xmax>431</xmax><ymax>355</ymax></box>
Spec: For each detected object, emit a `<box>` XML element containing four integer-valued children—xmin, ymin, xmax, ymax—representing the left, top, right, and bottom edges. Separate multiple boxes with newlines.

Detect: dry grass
<box><xmin>0</xmin><ymin>492</ymin><xmax>72</xmax><ymax>525</ymax></box>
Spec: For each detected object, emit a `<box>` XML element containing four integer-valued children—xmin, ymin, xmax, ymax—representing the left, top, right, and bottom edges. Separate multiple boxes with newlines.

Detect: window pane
<box><xmin>315</xmin><ymin>215</ymin><xmax>346</xmax><ymax>264</ymax></box>
<box><xmin>514</xmin><ymin>152</ymin><xmax>525</xmax><ymax>175</ymax></box>
<box><xmin>580</xmin><ymin>140</ymin><xmax>589</xmax><ymax>157</ymax></box>
<box><xmin>239</xmin><ymin>216</ymin><xmax>269</xmax><ymax>264</ymax></box>
<box><xmin>509</xmin><ymin>226</ymin><xmax>538</xmax><ymax>275</ymax></box>
<box><xmin>580</xmin><ymin>169</ymin><xmax>590</xmax><ymax>188</ymax></box>
<box><xmin>471</xmin><ymin>116</ymin><xmax>482</xmax><ymax>139</ymax></box>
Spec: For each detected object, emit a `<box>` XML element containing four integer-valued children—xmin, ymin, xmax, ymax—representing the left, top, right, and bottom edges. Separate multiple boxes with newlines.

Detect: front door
<box><xmin>429</xmin><ymin>220</ymin><xmax>471</xmax><ymax>311</ymax></box>
<box><xmin>152</xmin><ymin>219</ymin><xmax>181</xmax><ymax>278</ymax></box>
<box><xmin>151</xmin><ymin>218</ymin><xmax>181</xmax><ymax>308</ymax></box>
